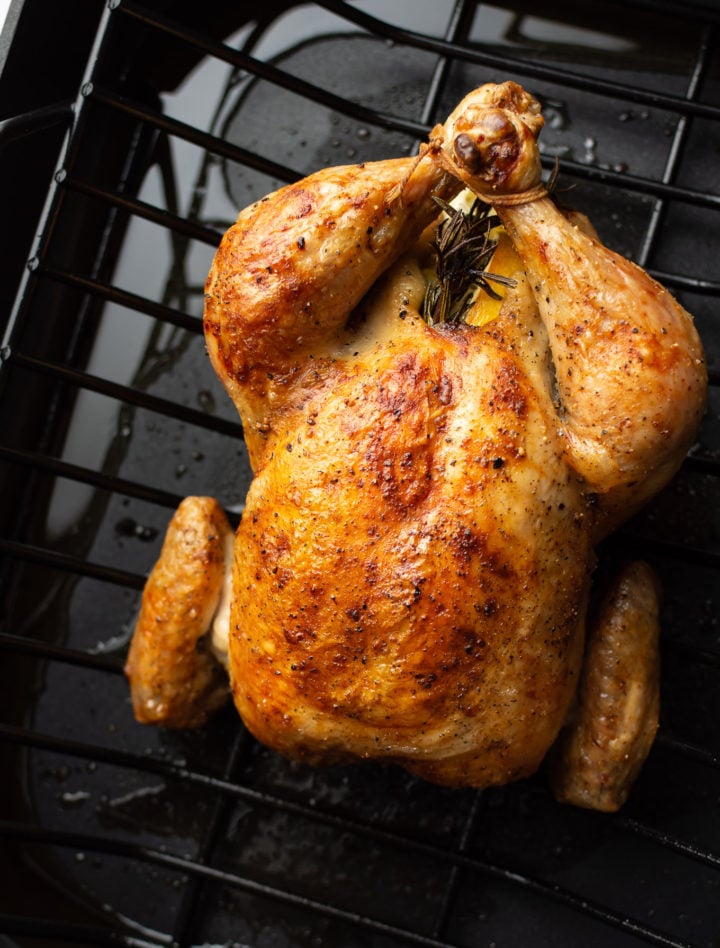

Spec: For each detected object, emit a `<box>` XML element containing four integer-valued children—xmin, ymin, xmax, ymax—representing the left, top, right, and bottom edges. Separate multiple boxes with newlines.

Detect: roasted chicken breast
<box><xmin>126</xmin><ymin>82</ymin><xmax>706</xmax><ymax>810</ymax></box>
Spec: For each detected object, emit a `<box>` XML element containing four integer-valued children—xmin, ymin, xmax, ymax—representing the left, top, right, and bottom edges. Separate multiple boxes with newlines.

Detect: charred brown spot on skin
<box><xmin>452</xmin><ymin>526</ymin><xmax>489</xmax><ymax>564</ymax></box>
<box><xmin>452</xmin><ymin>110</ymin><xmax>521</xmax><ymax>185</ymax></box>
<box><xmin>453</xmin><ymin>133</ymin><xmax>484</xmax><ymax>173</ymax></box>
<box><xmin>344</xmin><ymin>353</ymin><xmax>440</xmax><ymax>511</ymax></box>
<box><xmin>288</xmin><ymin>187</ymin><xmax>315</xmax><ymax>219</ymax></box>
<box><xmin>435</xmin><ymin>322</ymin><xmax>471</xmax><ymax>356</ymax></box>
<box><xmin>366</xmin><ymin>444</ymin><xmax>433</xmax><ymax>512</ymax></box>
<box><xmin>488</xmin><ymin>137</ymin><xmax>520</xmax><ymax>178</ymax></box>
<box><xmin>283</xmin><ymin>626</ymin><xmax>313</xmax><ymax>646</ymax></box>
<box><xmin>480</xmin><ymin>112</ymin><xmax>518</xmax><ymax>160</ymax></box>
<box><xmin>375</xmin><ymin>351</ymin><xmax>428</xmax><ymax>414</ymax></box>
<box><xmin>490</xmin><ymin>359</ymin><xmax>529</xmax><ymax>419</ymax></box>
<box><xmin>259</xmin><ymin>528</ymin><xmax>291</xmax><ymax>576</ymax></box>
<box><xmin>461</xmin><ymin>627</ymin><xmax>488</xmax><ymax>659</ymax></box>
<box><xmin>449</xmin><ymin>526</ymin><xmax>512</xmax><ymax>582</ymax></box>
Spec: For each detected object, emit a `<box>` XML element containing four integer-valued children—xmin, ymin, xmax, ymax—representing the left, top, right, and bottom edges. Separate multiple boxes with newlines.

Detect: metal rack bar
<box><xmin>614</xmin><ymin>531</ymin><xmax>720</xmax><ymax>569</ymax></box>
<box><xmin>2</xmin><ymin>819</ymin><xmax>465</xmax><ymax>948</ymax></box>
<box><xmin>37</xmin><ymin>264</ymin><xmax>202</xmax><ymax>334</ymax></box>
<box><xmin>0</xmin><ymin>717</ymin><xmax>711</xmax><ymax>947</ymax></box>
<box><xmin>617</xmin><ymin>816</ymin><xmax>720</xmax><ymax>872</ymax></box>
<box><xmin>4</xmin><ymin>351</ymin><xmax>243</xmax><ymax>439</ymax></box>
<box><xmin>648</xmin><ymin>269</ymin><xmax>720</xmax><ymax>295</ymax></box>
<box><xmin>431</xmin><ymin>790</ymin><xmax>486</xmax><ymax>940</ymax></box>
<box><xmin>61</xmin><ymin>174</ymin><xmax>224</xmax><ymax>247</ymax></box>
<box><xmin>552</xmin><ymin>157</ymin><xmax>720</xmax><ymax>211</ymax></box>
<box><xmin>117</xmin><ymin>0</ymin><xmax>433</xmax><ymax>139</ymax></box>
<box><xmin>90</xmin><ymin>85</ymin><xmax>303</xmax><ymax>185</ymax></box>
<box><xmin>315</xmin><ymin>0</ymin><xmax>720</xmax><ymax>121</ymax></box>
<box><xmin>170</xmin><ymin>728</ymin><xmax>254</xmax><ymax>947</ymax></box>
<box><xmin>0</xmin><ymin>100</ymin><xmax>74</xmax><ymax>147</ymax></box>
<box><xmin>2</xmin><ymin>3</ymin><xmax>719</xmax><ymax>946</ymax></box>
<box><xmin>87</xmin><ymin>68</ymin><xmax>720</xmax><ymax>217</ymax></box>
<box><xmin>636</xmin><ymin>23</ymin><xmax>715</xmax><ymax>269</ymax></box>
<box><xmin>0</xmin><ymin>537</ymin><xmax>144</xmax><ymax>588</ymax></box>
<box><xmin>0</xmin><ymin>632</ymin><xmax>125</xmax><ymax>673</ymax></box>
<box><xmin>0</xmin><ymin>444</ymin><xmax>186</xmax><ymax>512</ymax></box>
<box><xmin>655</xmin><ymin>732</ymin><xmax>720</xmax><ymax>769</ymax></box>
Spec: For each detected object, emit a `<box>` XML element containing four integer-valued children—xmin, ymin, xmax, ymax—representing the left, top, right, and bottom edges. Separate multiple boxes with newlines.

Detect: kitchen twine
<box><xmin>385</xmin><ymin>126</ymin><xmax>549</xmax><ymax>207</ymax></box>
<box><xmin>472</xmin><ymin>182</ymin><xmax>548</xmax><ymax>206</ymax></box>
<box><xmin>388</xmin><ymin>127</ymin><xmax>548</xmax><ymax>208</ymax></box>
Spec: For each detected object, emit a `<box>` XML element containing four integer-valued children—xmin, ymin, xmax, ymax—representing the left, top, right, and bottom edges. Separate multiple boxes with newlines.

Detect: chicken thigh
<box><xmin>126</xmin><ymin>82</ymin><xmax>706</xmax><ymax>810</ymax></box>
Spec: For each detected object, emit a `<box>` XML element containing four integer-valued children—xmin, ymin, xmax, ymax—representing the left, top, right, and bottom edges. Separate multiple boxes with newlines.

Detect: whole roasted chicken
<box><xmin>125</xmin><ymin>82</ymin><xmax>707</xmax><ymax>811</ymax></box>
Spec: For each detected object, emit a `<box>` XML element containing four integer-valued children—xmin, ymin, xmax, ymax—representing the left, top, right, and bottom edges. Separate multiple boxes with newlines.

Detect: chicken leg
<box><xmin>432</xmin><ymin>85</ymin><xmax>707</xmax><ymax>528</ymax></box>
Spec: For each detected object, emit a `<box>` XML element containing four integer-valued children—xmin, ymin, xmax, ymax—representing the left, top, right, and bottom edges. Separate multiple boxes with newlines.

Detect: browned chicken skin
<box><xmin>548</xmin><ymin>561</ymin><xmax>662</xmax><ymax>812</ymax></box>
<box><xmin>125</xmin><ymin>496</ymin><xmax>233</xmax><ymax>728</ymax></box>
<box><xmin>125</xmin><ymin>82</ymin><xmax>707</xmax><ymax>809</ymax></box>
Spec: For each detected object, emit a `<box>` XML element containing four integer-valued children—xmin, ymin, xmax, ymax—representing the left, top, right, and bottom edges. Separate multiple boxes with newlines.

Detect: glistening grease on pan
<box><xmin>1</xmin><ymin>3</ymin><xmax>719</xmax><ymax>946</ymax></box>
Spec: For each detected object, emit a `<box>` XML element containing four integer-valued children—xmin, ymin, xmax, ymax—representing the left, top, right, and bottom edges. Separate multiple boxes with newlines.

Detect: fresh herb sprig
<box><xmin>422</xmin><ymin>197</ymin><xmax>517</xmax><ymax>326</ymax></box>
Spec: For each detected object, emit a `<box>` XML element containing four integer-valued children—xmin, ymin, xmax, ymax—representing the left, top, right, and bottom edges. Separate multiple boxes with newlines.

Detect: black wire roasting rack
<box><xmin>1</xmin><ymin>1</ymin><xmax>719</xmax><ymax>946</ymax></box>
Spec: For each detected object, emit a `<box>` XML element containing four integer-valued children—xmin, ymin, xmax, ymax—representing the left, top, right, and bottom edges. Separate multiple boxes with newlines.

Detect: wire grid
<box><xmin>1</xmin><ymin>1</ymin><xmax>719</xmax><ymax>946</ymax></box>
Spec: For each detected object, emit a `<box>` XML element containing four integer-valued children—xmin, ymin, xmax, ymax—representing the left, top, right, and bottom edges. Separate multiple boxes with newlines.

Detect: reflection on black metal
<box><xmin>0</xmin><ymin>1</ymin><xmax>718</xmax><ymax>946</ymax></box>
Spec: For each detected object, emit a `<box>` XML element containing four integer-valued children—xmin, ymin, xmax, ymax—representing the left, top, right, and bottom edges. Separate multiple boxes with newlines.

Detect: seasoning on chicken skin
<box><xmin>125</xmin><ymin>496</ymin><xmax>232</xmax><ymax>728</ymax></box>
<box><xmin>126</xmin><ymin>82</ymin><xmax>706</xmax><ymax>809</ymax></box>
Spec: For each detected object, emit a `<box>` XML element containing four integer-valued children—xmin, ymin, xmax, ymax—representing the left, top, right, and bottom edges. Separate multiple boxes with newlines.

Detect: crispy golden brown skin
<box><xmin>225</xmin><ymin>275</ymin><xmax>592</xmax><ymax>785</ymax></box>
<box><xmin>125</xmin><ymin>497</ymin><xmax>233</xmax><ymax>728</ymax></box>
<box><xmin>127</xmin><ymin>82</ymin><xmax>707</xmax><ymax>805</ymax></box>
<box><xmin>548</xmin><ymin>561</ymin><xmax>662</xmax><ymax>812</ymax></box>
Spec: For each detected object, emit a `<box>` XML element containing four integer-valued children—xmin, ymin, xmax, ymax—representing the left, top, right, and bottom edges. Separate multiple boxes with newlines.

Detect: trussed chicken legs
<box><xmin>126</xmin><ymin>82</ymin><xmax>706</xmax><ymax>809</ymax></box>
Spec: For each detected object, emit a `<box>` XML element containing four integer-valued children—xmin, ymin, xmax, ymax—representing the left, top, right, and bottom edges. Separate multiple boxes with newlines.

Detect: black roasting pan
<box><xmin>1</xmin><ymin>2</ymin><xmax>719</xmax><ymax>945</ymax></box>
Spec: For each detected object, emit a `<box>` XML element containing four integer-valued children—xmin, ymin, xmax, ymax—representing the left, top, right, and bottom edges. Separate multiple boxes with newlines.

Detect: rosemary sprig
<box><xmin>422</xmin><ymin>197</ymin><xmax>517</xmax><ymax>326</ymax></box>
